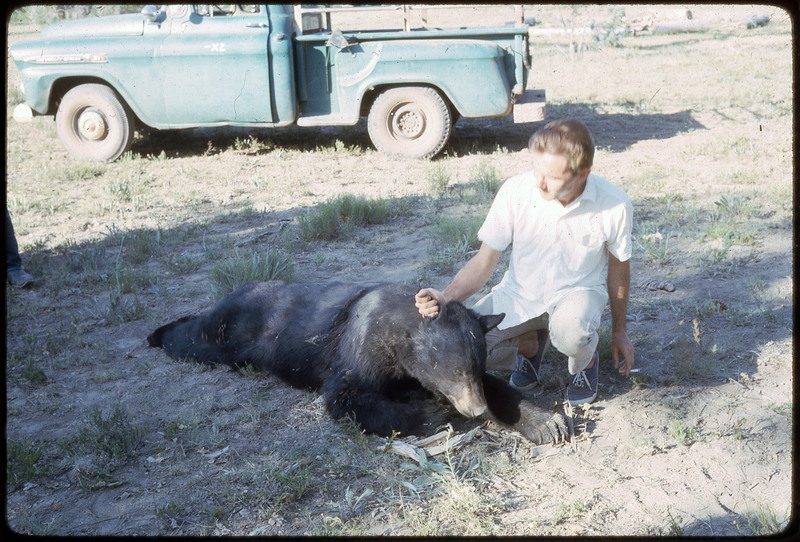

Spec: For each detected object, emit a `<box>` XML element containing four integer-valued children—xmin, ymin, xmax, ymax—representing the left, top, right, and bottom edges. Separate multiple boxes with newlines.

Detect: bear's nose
<box><xmin>447</xmin><ymin>388</ymin><xmax>488</xmax><ymax>418</ymax></box>
<box><xmin>462</xmin><ymin>403</ymin><xmax>488</xmax><ymax>417</ymax></box>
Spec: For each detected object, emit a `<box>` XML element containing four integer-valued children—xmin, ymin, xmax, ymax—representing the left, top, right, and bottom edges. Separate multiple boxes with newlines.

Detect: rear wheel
<box><xmin>55</xmin><ymin>83</ymin><xmax>134</xmax><ymax>162</ymax></box>
<box><xmin>367</xmin><ymin>86</ymin><xmax>451</xmax><ymax>159</ymax></box>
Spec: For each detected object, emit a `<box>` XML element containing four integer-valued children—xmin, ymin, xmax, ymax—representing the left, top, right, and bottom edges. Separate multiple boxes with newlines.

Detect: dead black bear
<box><xmin>147</xmin><ymin>281</ymin><xmax>567</xmax><ymax>444</ymax></box>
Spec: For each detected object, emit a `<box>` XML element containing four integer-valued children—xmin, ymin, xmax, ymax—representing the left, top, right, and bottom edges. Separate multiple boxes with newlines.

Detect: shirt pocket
<box><xmin>566</xmin><ymin>232</ymin><xmax>606</xmax><ymax>275</ymax></box>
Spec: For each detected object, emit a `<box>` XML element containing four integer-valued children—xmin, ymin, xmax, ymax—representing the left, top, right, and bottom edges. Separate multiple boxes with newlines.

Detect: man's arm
<box><xmin>416</xmin><ymin>242</ymin><xmax>502</xmax><ymax>318</ymax></box>
<box><xmin>607</xmin><ymin>253</ymin><xmax>634</xmax><ymax>375</ymax></box>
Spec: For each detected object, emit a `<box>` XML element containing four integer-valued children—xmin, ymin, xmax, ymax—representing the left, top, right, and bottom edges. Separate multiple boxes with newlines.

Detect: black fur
<box><xmin>148</xmin><ymin>281</ymin><xmax>567</xmax><ymax>444</ymax></box>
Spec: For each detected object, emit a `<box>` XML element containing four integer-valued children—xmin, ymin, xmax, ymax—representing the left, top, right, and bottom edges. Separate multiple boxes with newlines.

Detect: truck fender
<box><xmin>28</xmin><ymin>70</ymin><xmax>162</xmax><ymax>130</ymax></box>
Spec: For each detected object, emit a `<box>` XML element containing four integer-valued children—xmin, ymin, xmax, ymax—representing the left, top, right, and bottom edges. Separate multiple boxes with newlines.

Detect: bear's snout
<box><xmin>445</xmin><ymin>383</ymin><xmax>488</xmax><ymax>418</ymax></box>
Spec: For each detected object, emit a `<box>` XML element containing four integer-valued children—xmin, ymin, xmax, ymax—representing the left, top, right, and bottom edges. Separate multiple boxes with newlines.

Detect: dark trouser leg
<box><xmin>6</xmin><ymin>210</ymin><xmax>22</xmax><ymax>271</ymax></box>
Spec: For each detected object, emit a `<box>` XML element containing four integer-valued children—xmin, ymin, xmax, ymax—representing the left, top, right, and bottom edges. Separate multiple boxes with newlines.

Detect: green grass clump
<box><xmin>433</xmin><ymin>216</ymin><xmax>483</xmax><ymax>254</ymax></box>
<box><xmin>713</xmin><ymin>193</ymin><xmax>758</xmax><ymax>220</ymax></box>
<box><xmin>7</xmin><ymin>439</ymin><xmax>48</xmax><ymax>484</ymax></box>
<box><xmin>209</xmin><ymin>248</ymin><xmax>294</xmax><ymax>300</ymax></box>
<box><xmin>60</xmin><ymin>163</ymin><xmax>106</xmax><ymax>183</ymax></box>
<box><xmin>668</xmin><ymin>318</ymin><xmax>719</xmax><ymax>383</ymax></box>
<box><xmin>53</xmin><ymin>404</ymin><xmax>144</xmax><ymax>491</ymax></box>
<box><xmin>83</xmin><ymin>405</ymin><xmax>144</xmax><ymax>460</ymax></box>
<box><xmin>297</xmin><ymin>194</ymin><xmax>390</xmax><ymax>241</ymax></box>
<box><xmin>123</xmin><ymin>228</ymin><xmax>162</xmax><ymax>265</ymax></box>
<box><xmin>670</xmin><ymin>420</ymin><xmax>701</xmax><ymax>446</ymax></box>
<box><xmin>60</xmin><ymin>404</ymin><xmax>144</xmax><ymax>461</ymax></box>
<box><xmin>635</xmin><ymin>222</ymin><xmax>671</xmax><ymax>266</ymax></box>
<box><xmin>468</xmin><ymin>162</ymin><xmax>502</xmax><ymax>202</ymax></box>
<box><xmin>738</xmin><ymin>502</ymin><xmax>789</xmax><ymax>535</ymax></box>
<box><xmin>419</xmin><ymin>215</ymin><xmax>485</xmax><ymax>275</ymax></box>
<box><xmin>427</xmin><ymin>163</ymin><xmax>451</xmax><ymax>197</ymax></box>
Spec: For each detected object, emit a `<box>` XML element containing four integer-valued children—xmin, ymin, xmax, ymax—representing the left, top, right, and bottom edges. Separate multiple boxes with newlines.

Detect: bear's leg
<box><xmin>322</xmin><ymin>372</ymin><xmax>443</xmax><ymax>437</ymax></box>
<box><xmin>482</xmin><ymin>373</ymin><xmax>569</xmax><ymax>444</ymax></box>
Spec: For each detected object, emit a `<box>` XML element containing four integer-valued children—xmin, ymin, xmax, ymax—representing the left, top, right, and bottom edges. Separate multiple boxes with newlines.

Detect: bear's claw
<box><xmin>514</xmin><ymin>402</ymin><xmax>571</xmax><ymax>445</ymax></box>
<box><xmin>546</xmin><ymin>412</ymin><xmax>571</xmax><ymax>443</ymax></box>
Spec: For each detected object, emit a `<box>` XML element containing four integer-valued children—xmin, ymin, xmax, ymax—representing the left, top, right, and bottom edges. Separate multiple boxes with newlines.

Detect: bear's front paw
<box><xmin>515</xmin><ymin>402</ymin><xmax>570</xmax><ymax>445</ymax></box>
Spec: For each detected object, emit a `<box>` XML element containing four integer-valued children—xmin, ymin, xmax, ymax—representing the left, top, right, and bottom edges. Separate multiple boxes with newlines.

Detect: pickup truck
<box><xmin>10</xmin><ymin>4</ymin><xmax>545</xmax><ymax>161</ymax></box>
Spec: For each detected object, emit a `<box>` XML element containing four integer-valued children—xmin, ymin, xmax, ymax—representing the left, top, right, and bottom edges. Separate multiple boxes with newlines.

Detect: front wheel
<box><xmin>367</xmin><ymin>86</ymin><xmax>452</xmax><ymax>159</ymax></box>
<box><xmin>55</xmin><ymin>83</ymin><xmax>134</xmax><ymax>162</ymax></box>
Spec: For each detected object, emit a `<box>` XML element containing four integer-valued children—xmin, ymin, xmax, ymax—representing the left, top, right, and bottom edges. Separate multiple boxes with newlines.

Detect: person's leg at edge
<box><xmin>6</xmin><ymin>211</ymin><xmax>23</xmax><ymax>272</ymax></box>
<box><xmin>6</xmin><ymin>211</ymin><xmax>35</xmax><ymax>288</ymax></box>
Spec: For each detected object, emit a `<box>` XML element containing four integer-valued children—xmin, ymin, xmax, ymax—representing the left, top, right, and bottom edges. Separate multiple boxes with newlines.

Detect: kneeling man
<box><xmin>416</xmin><ymin>119</ymin><xmax>635</xmax><ymax>406</ymax></box>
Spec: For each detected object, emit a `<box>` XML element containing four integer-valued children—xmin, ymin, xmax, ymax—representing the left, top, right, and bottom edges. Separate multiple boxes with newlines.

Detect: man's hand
<box><xmin>416</xmin><ymin>243</ymin><xmax>501</xmax><ymax>319</ymax></box>
<box><xmin>611</xmin><ymin>329</ymin><xmax>635</xmax><ymax>376</ymax></box>
<box><xmin>415</xmin><ymin>288</ymin><xmax>445</xmax><ymax>318</ymax></box>
<box><xmin>607</xmin><ymin>254</ymin><xmax>634</xmax><ymax>376</ymax></box>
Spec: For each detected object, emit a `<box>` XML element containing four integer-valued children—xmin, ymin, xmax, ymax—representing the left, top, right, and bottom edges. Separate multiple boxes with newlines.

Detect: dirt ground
<box><xmin>5</xmin><ymin>5</ymin><xmax>794</xmax><ymax>537</ymax></box>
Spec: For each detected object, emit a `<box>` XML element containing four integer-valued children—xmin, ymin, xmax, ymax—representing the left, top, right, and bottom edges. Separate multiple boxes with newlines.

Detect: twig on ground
<box><xmin>233</xmin><ymin>220</ymin><xmax>290</xmax><ymax>247</ymax></box>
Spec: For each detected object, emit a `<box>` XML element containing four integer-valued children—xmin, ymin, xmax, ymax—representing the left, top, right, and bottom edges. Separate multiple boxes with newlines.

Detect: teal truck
<box><xmin>10</xmin><ymin>4</ymin><xmax>545</xmax><ymax>161</ymax></box>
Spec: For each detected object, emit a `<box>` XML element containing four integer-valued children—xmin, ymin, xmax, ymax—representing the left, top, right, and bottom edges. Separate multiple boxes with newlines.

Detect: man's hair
<box><xmin>528</xmin><ymin>119</ymin><xmax>595</xmax><ymax>174</ymax></box>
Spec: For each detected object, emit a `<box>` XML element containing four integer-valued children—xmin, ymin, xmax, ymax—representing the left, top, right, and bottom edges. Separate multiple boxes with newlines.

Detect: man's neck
<box><xmin>557</xmin><ymin>175</ymin><xmax>588</xmax><ymax>206</ymax></box>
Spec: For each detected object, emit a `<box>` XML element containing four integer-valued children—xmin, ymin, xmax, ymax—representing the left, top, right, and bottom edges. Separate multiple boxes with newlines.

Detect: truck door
<box><xmin>159</xmin><ymin>5</ymin><xmax>273</xmax><ymax>126</ymax></box>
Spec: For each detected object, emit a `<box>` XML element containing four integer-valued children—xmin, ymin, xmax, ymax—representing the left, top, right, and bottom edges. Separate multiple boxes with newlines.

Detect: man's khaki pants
<box><xmin>472</xmin><ymin>289</ymin><xmax>605</xmax><ymax>375</ymax></box>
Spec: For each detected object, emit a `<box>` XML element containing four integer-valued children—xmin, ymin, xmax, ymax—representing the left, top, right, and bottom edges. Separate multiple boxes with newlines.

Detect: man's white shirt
<box><xmin>478</xmin><ymin>171</ymin><xmax>633</xmax><ymax>329</ymax></box>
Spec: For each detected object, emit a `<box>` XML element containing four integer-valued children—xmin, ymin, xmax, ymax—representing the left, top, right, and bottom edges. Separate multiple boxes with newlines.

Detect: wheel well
<box><xmin>49</xmin><ymin>77</ymin><xmax>109</xmax><ymax>114</ymax></box>
<box><xmin>48</xmin><ymin>77</ymin><xmax>141</xmax><ymax>127</ymax></box>
<box><xmin>360</xmin><ymin>84</ymin><xmax>457</xmax><ymax>119</ymax></box>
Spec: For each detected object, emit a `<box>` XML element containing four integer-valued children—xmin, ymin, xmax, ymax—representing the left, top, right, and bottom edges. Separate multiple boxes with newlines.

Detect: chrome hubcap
<box><xmin>77</xmin><ymin>109</ymin><xmax>108</xmax><ymax>141</ymax></box>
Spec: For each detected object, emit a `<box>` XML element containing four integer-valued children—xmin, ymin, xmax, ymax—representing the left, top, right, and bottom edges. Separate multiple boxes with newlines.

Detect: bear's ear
<box><xmin>478</xmin><ymin>313</ymin><xmax>505</xmax><ymax>333</ymax></box>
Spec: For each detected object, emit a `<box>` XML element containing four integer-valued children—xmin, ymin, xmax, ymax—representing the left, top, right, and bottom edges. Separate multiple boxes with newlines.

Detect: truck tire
<box><xmin>367</xmin><ymin>86</ymin><xmax>452</xmax><ymax>159</ymax></box>
<box><xmin>55</xmin><ymin>84</ymin><xmax>134</xmax><ymax>162</ymax></box>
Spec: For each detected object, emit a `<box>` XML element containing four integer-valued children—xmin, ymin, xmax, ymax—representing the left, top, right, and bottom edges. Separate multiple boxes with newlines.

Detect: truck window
<box><xmin>166</xmin><ymin>5</ymin><xmax>187</xmax><ymax>17</ymax></box>
<box><xmin>193</xmin><ymin>5</ymin><xmax>260</xmax><ymax>17</ymax></box>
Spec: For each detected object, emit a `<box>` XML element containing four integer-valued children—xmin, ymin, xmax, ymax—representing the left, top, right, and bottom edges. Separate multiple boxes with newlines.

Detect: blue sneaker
<box><xmin>567</xmin><ymin>351</ymin><xmax>599</xmax><ymax>406</ymax></box>
<box><xmin>509</xmin><ymin>329</ymin><xmax>548</xmax><ymax>391</ymax></box>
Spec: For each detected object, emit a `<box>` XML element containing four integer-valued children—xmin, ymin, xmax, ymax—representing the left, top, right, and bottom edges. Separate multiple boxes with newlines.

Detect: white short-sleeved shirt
<box><xmin>478</xmin><ymin>170</ymin><xmax>633</xmax><ymax>329</ymax></box>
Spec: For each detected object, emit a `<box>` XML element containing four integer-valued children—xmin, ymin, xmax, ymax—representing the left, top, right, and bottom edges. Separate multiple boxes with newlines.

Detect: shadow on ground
<box><xmin>129</xmin><ymin>104</ymin><xmax>706</xmax><ymax>159</ymax></box>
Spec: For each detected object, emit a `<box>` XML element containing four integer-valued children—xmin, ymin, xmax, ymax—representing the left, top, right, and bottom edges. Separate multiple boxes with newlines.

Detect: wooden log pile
<box><xmin>626</xmin><ymin>10</ymin><xmax>771</xmax><ymax>36</ymax></box>
<box><xmin>651</xmin><ymin>20</ymin><xmax>708</xmax><ymax>34</ymax></box>
<box><xmin>742</xmin><ymin>14</ymin><xmax>770</xmax><ymax>29</ymax></box>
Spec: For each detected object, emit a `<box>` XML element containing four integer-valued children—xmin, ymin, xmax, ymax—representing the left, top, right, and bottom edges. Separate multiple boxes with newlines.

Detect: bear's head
<box><xmin>412</xmin><ymin>303</ymin><xmax>504</xmax><ymax>418</ymax></box>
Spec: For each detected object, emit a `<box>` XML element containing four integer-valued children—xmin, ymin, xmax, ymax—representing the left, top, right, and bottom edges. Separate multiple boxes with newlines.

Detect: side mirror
<box><xmin>326</xmin><ymin>28</ymin><xmax>351</xmax><ymax>50</ymax></box>
<box><xmin>141</xmin><ymin>5</ymin><xmax>160</xmax><ymax>23</ymax></box>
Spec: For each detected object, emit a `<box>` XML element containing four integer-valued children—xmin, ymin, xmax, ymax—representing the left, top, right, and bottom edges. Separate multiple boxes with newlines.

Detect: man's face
<box><xmin>531</xmin><ymin>151</ymin><xmax>589</xmax><ymax>205</ymax></box>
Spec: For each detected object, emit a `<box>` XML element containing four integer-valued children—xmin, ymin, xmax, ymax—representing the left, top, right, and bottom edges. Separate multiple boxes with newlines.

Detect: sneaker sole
<box><xmin>509</xmin><ymin>379</ymin><xmax>539</xmax><ymax>392</ymax></box>
<box><xmin>567</xmin><ymin>390</ymin><xmax>598</xmax><ymax>407</ymax></box>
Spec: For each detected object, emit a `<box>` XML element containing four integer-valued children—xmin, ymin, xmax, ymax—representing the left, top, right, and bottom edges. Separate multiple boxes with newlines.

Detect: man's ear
<box><xmin>478</xmin><ymin>313</ymin><xmax>505</xmax><ymax>333</ymax></box>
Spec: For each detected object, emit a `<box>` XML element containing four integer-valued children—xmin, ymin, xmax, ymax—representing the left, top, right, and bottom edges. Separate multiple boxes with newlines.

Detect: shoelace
<box><xmin>515</xmin><ymin>355</ymin><xmax>532</xmax><ymax>373</ymax></box>
<box><xmin>572</xmin><ymin>370</ymin><xmax>592</xmax><ymax>389</ymax></box>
